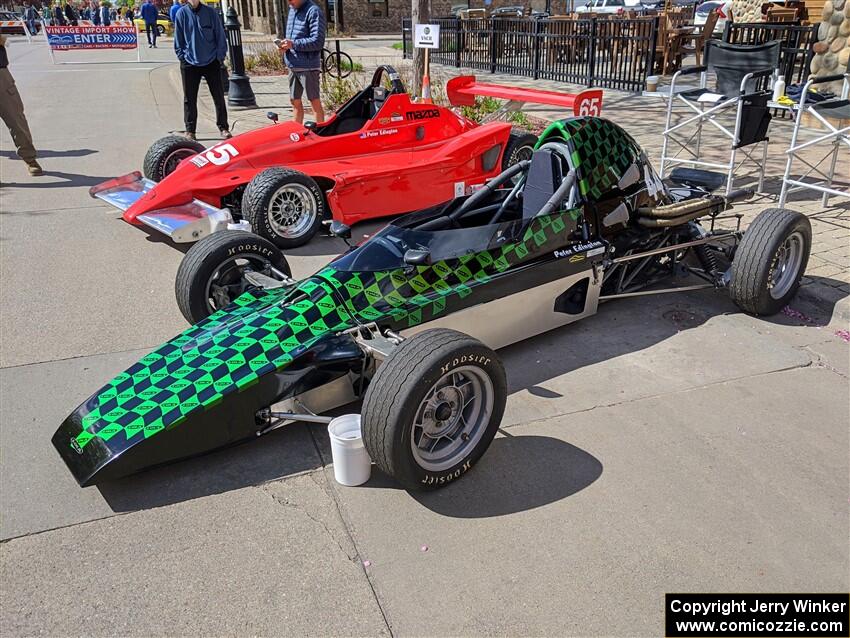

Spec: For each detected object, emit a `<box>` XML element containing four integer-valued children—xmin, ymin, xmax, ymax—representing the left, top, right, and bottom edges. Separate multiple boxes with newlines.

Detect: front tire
<box><xmin>729</xmin><ymin>208</ymin><xmax>811</xmax><ymax>316</ymax></box>
<box><xmin>361</xmin><ymin>329</ymin><xmax>507</xmax><ymax>491</ymax></box>
<box><xmin>502</xmin><ymin>129</ymin><xmax>537</xmax><ymax>170</ymax></box>
<box><xmin>242</xmin><ymin>168</ymin><xmax>325</xmax><ymax>249</ymax></box>
<box><xmin>175</xmin><ymin>230</ymin><xmax>291</xmax><ymax>324</ymax></box>
<box><xmin>143</xmin><ymin>135</ymin><xmax>205</xmax><ymax>181</ymax></box>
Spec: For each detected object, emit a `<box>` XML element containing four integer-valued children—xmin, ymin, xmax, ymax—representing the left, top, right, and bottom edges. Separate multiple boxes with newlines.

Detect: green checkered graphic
<box><xmin>73</xmin><ymin>278</ymin><xmax>354</xmax><ymax>451</ymax></box>
<box><xmin>537</xmin><ymin>117</ymin><xmax>644</xmax><ymax>201</ymax></box>
<box><xmin>72</xmin><ymin>207</ymin><xmax>579</xmax><ymax>452</ymax></box>
<box><xmin>318</xmin><ymin>208</ymin><xmax>578</xmax><ymax>329</ymax></box>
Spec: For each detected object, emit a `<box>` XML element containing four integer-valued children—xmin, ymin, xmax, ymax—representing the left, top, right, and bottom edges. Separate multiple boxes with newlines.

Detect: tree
<box><xmin>411</xmin><ymin>0</ymin><xmax>429</xmax><ymax>97</ymax></box>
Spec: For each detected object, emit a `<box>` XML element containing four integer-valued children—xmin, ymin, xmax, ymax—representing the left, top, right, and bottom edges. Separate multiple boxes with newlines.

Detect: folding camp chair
<box><xmin>779</xmin><ymin>72</ymin><xmax>849</xmax><ymax>208</ymax></box>
<box><xmin>660</xmin><ymin>40</ymin><xmax>781</xmax><ymax>197</ymax></box>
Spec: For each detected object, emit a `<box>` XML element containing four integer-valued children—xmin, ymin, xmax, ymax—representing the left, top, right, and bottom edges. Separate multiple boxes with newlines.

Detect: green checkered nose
<box><xmin>71</xmin><ymin>278</ymin><xmax>354</xmax><ymax>452</ymax></box>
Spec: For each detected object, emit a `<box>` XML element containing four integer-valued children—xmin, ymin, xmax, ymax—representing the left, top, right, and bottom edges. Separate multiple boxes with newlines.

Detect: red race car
<box><xmin>90</xmin><ymin>66</ymin><xmax>603</xmax><ymax>247</ymax></box>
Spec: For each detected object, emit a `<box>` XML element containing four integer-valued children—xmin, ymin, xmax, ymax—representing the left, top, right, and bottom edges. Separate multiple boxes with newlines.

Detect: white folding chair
<box><xmin>660</xmin><ymin>40</ymin><xmax>780</xmax><ymax>197</ymax></box>
<box><xmin>779</xmin><ymin>72</ymin><xmax>850</xmax><ymax>208</ymax></box>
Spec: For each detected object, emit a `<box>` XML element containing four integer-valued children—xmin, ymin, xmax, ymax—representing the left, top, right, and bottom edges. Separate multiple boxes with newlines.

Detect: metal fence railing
<box><xmin>723</xmin><ymin>22</ymin><xmax>817</xmax><ymax>87</ymax></box>
<box><xmin>402</xmin><ymin>16</ymin><xmax>659</xmax><ymax>93</ymax></box>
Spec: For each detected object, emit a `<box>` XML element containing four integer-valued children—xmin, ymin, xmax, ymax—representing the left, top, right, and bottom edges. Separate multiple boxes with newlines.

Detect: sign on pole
<box><xmin>44</xmin><ymin>25</ymin><xmax>140</xmax><ymax>63</ymax></box>
<box><xmin>414</xmin><ymin>23</ymin><xmax>440</xmax><ymax>49</ymax></box>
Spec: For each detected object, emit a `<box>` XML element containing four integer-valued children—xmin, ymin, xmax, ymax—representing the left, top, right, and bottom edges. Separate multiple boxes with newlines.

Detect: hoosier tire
<box><xmin>361</xmin><ymin>329</ymin><xmax>506</xmax><ymax>491</ymax></box>
<box><xmin>729</xmin><ymin>208</ymin><xmax>811</xmax><ymax>316</ymax></box>
<box><xmin>175</xmin><ymin>230</ymin><xmax>291</xmax><ymax>325</ymax></box>
<box><xmin>502</xmin><ymin>129</ymin><xmax>537</xmax><ymax>170</ymax></box>
<box><xmin>242</xmin><ymin>168</ymin><xmax>326</xmax><ymax>249</ymax></box>
<box><xmin>143</xmin><ymin>135</ymin><xmax>205</xmax><ymax>182</ymax></box>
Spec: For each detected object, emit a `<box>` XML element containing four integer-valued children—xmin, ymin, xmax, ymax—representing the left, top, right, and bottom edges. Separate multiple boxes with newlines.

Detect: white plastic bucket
<box><xmin>327</xmin><ymin>414</ymin><xmax>371</xmax><ymax>486</ymax></box>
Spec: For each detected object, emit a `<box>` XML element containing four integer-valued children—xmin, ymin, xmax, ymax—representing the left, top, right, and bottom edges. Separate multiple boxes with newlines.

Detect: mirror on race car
<box><xmin>404</xmin><ymin>248</ymin><xmax>431</xmax><ymax>266</ymax></box>
<box><xmin>266</xmin><ymin>111</ymin><xmax>279</xmax><ymax>124</ymax></box>
<box><xmin>329</xmin><ymin>220</ymin><xmax>352</xmax><ymax>240</ymax></box>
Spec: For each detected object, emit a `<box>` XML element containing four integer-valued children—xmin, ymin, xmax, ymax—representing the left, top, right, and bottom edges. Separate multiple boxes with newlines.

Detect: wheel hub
<box><xmin>411</xmin><ymin>367</ymin><xmax>495</xmax><ymax>472</ymax></box>
<box><xmin>767</xmin><ymin>231</ymin><xmax>804</xmax><ymax>300</ymax></box>
<box><xmin>434</xmin><ymin>402</ymin><xmax>453</xmax><ymax>422</ymax></box>
<box><xmin>267</xmin><ymin>183</ymin><xmax>317</xmax><ymax>239</ymax></box>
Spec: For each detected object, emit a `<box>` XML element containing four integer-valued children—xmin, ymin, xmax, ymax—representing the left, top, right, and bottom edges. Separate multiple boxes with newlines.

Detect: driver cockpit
<box><xmin>314</xmin><ymin>66</ymin><xmax>405</xmax><ymax>137</ymax></box>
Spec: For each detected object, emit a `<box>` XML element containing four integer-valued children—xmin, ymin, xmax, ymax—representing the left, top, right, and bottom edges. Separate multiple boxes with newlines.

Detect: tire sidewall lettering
<box><xmin>440</xmin><ymin>353</ymin><xmax>491</xmax><ymax>376</ymax></box>
<box><xmin>420</xmin><ymin>459</ymin><xmax>473</xmax><ymax>486</ymax></box>
<box><xmin>226</xmin><ymin>244</ymin><xmax>274</xmax><ymax>258</ymax></box>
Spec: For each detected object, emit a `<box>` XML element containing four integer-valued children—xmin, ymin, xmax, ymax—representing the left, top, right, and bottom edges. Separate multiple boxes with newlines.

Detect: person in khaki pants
<box><xmin>0</xmin><ymin>35</ymin><xmax>42</xmax><ymax>176</ymax></box>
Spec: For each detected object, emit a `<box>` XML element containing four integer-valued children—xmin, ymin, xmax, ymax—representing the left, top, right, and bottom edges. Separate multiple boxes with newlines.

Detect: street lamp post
<box><xmin>224</xmin><ymin>7</ymin><xmax>257</xmax><ymax>107</ymax></box>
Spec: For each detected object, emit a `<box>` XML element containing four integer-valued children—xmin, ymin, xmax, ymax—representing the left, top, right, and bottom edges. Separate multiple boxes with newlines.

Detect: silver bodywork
<box><xmin>402</xmin><ymin>269</ymin><xmax>602</xmax><ymax>350</ymax></box>
<box><xmin>90</xmin><ymin>172</ymin><xmax>250</xmax><ymax>242</ymax></box>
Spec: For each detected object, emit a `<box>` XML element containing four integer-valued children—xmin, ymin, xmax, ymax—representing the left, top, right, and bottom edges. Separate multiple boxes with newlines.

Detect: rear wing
<box><xmin>446</xmin><ymin>75</ymin><xmax>603</xmax><ymax>117</ymax></box>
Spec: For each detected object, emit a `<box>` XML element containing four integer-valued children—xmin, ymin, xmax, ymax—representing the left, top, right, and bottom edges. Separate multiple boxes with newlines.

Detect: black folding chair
<box><xmin>660</xmin><ymin>40</ymin><xmax>781</xmax><ymax>196</ymax></box>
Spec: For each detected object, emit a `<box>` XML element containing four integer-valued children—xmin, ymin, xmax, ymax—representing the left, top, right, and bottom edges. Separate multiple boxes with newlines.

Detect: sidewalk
<box><xmin>182</xmin><ymin>53</ymin><xmax>849</xmax><ymax>321</ymax></box>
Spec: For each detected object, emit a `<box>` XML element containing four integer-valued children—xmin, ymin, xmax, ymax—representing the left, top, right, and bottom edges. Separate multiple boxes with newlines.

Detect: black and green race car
<box><xmin>52</xmin><ymin>117</ymin><xmax>812</xmax><ymax>490</ymax></box>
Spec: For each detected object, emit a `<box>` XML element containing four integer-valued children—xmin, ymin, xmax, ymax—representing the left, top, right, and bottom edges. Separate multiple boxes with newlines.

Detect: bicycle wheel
<box><xmin>323</xmin><ymin>50</ymin><xmax>353</xmax><ymax>79</ymax></box>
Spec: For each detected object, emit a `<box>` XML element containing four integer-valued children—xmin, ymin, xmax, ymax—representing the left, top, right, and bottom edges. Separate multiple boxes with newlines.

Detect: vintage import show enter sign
<box><xmin>45</xmin><ymin>25</ymin><xmax>138</xmax><ymax>51</ymax></box>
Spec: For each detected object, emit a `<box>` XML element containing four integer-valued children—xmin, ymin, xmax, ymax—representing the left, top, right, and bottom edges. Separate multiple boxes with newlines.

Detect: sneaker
<box><xmin>26</xmin><ymin>160</ymin><xmax>43</xmax><ymax>176</ymax></box>
<box><xmin>184</xmin><ymin>131</ymin><xmax>197</xmax><ymax>141</ymax></box>
<box><xmin>220</xmin><ymin>129</ymin><xmax>232</xmax><ymax>139</ymax></box>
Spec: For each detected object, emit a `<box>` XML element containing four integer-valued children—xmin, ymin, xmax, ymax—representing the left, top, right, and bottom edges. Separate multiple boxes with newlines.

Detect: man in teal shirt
<box><xmin>173</xmin><ymin>0</ymin><xmax>230</xmax><ymax>139</ymax></box>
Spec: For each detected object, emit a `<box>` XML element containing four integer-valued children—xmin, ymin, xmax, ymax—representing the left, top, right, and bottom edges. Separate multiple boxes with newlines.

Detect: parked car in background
<box><xmin>695</xmin><ymin>0</ymin><xmax>732</xmax><ymax>34</ymax></box>
<box><xmin>133</xmin><ymin>13</ymin><xmax>174</xmax><ymax>36</ymax></box>
<box><xmin>492</xmin><ymin>5</ymin><xmax>525</xmax><ymax>16</ymax></box>
<box><xmin>577</xmin><ymin>0</ymin><xmax>626</xmax><ymax>14</ymax></box>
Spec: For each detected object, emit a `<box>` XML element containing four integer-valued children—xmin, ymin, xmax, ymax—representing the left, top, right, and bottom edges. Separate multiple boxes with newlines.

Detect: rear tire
<box><xmin>143</xmin><ymin>135</ymin><xmax>205</xmax><ymax>182</ymax></box>
<box><xmin>502</xmin><ymin>129</ymin><xmax>537</xmax><ymax>170</ymax></box>
<box><xmin>361</xmin><ymin>329</ymin><xmax>506</xmax><ymax>491</ymax></box>
<box><xmin>175</xmin><ymin>230</ymin><xmax>291</xmax><ymax>324</ymax></box>
<box><xmin>729</xmin><ymin>208</ymin><xmax>811</xmax><ymax>316</ymax></box>
<box><xmin>242</xmin><ymin>168</ymin><xmax>326</xmax><ymax>249</ymax></box>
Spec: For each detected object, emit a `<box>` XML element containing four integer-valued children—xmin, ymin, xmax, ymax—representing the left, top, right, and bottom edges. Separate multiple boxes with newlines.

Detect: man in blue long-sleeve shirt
<box><xmin>279</xmin><ymin>0</ymin><xmax>325</xmax><ymax>124</ymax></box>
<box><xmin>173</xmin><ymin>0</ymin><xmax>230</xmax><ymax>139</ymax></box>
<box><xmin>140</xmin><ymin>0</ymin><xmax>158</xmax><ymax>47</ymax></box>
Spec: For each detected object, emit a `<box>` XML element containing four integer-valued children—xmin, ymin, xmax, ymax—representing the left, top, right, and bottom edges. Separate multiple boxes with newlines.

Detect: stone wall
<box><xmin>730</xmin><ymin>0</ymin><xmax>764</xmax><ymax>22</ymax></box>
<box><xmin>810</xmin><ymin>0</ymin><xmax>850</xmax><ymax>94</ymax></box>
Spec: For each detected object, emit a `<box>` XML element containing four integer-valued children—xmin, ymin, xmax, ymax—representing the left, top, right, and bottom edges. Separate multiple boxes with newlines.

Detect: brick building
<box><xmin>236</xmin><ymin>0</ymin><xmax>549</xmax><ymax>36</ymax></box>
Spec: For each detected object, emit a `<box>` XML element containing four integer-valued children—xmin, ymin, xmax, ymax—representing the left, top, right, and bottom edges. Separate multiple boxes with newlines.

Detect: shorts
<box><xmin>289</xmin><ymin>69</ymin><xmax>321</xmax><ymax>101</ymax></box>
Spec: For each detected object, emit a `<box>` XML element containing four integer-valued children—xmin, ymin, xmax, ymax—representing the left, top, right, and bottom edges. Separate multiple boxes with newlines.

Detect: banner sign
<box><xmin>45</xmin><ymin>25</ymin><xmax>137</xmax><ymax>51</ymax></box>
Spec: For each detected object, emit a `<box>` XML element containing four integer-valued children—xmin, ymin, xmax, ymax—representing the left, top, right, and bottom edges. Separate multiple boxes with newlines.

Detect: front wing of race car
<box><xmin>89</xmin><ymin>172</ymin><xmax>248</xmax><ymax>243</ymax></box>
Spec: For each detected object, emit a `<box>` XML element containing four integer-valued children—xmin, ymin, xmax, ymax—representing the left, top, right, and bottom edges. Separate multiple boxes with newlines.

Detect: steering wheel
<box><xmin>370</xmin><ymin>65</ymin><xmax>406</xmax><ymax>95</ymax></box>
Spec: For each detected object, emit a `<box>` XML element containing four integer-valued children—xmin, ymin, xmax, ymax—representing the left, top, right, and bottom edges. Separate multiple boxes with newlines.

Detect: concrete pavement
<box><xmin>1</xmin><ymin>35</ymin><xmax>849</xmax><ymax>637</ymax></box>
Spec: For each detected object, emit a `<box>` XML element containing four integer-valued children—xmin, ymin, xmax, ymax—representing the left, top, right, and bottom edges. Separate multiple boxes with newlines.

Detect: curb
<box><xmin>796</xmin><ymin>282</ymin><xmax>850</xmax><ymax>325</ymax></box>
